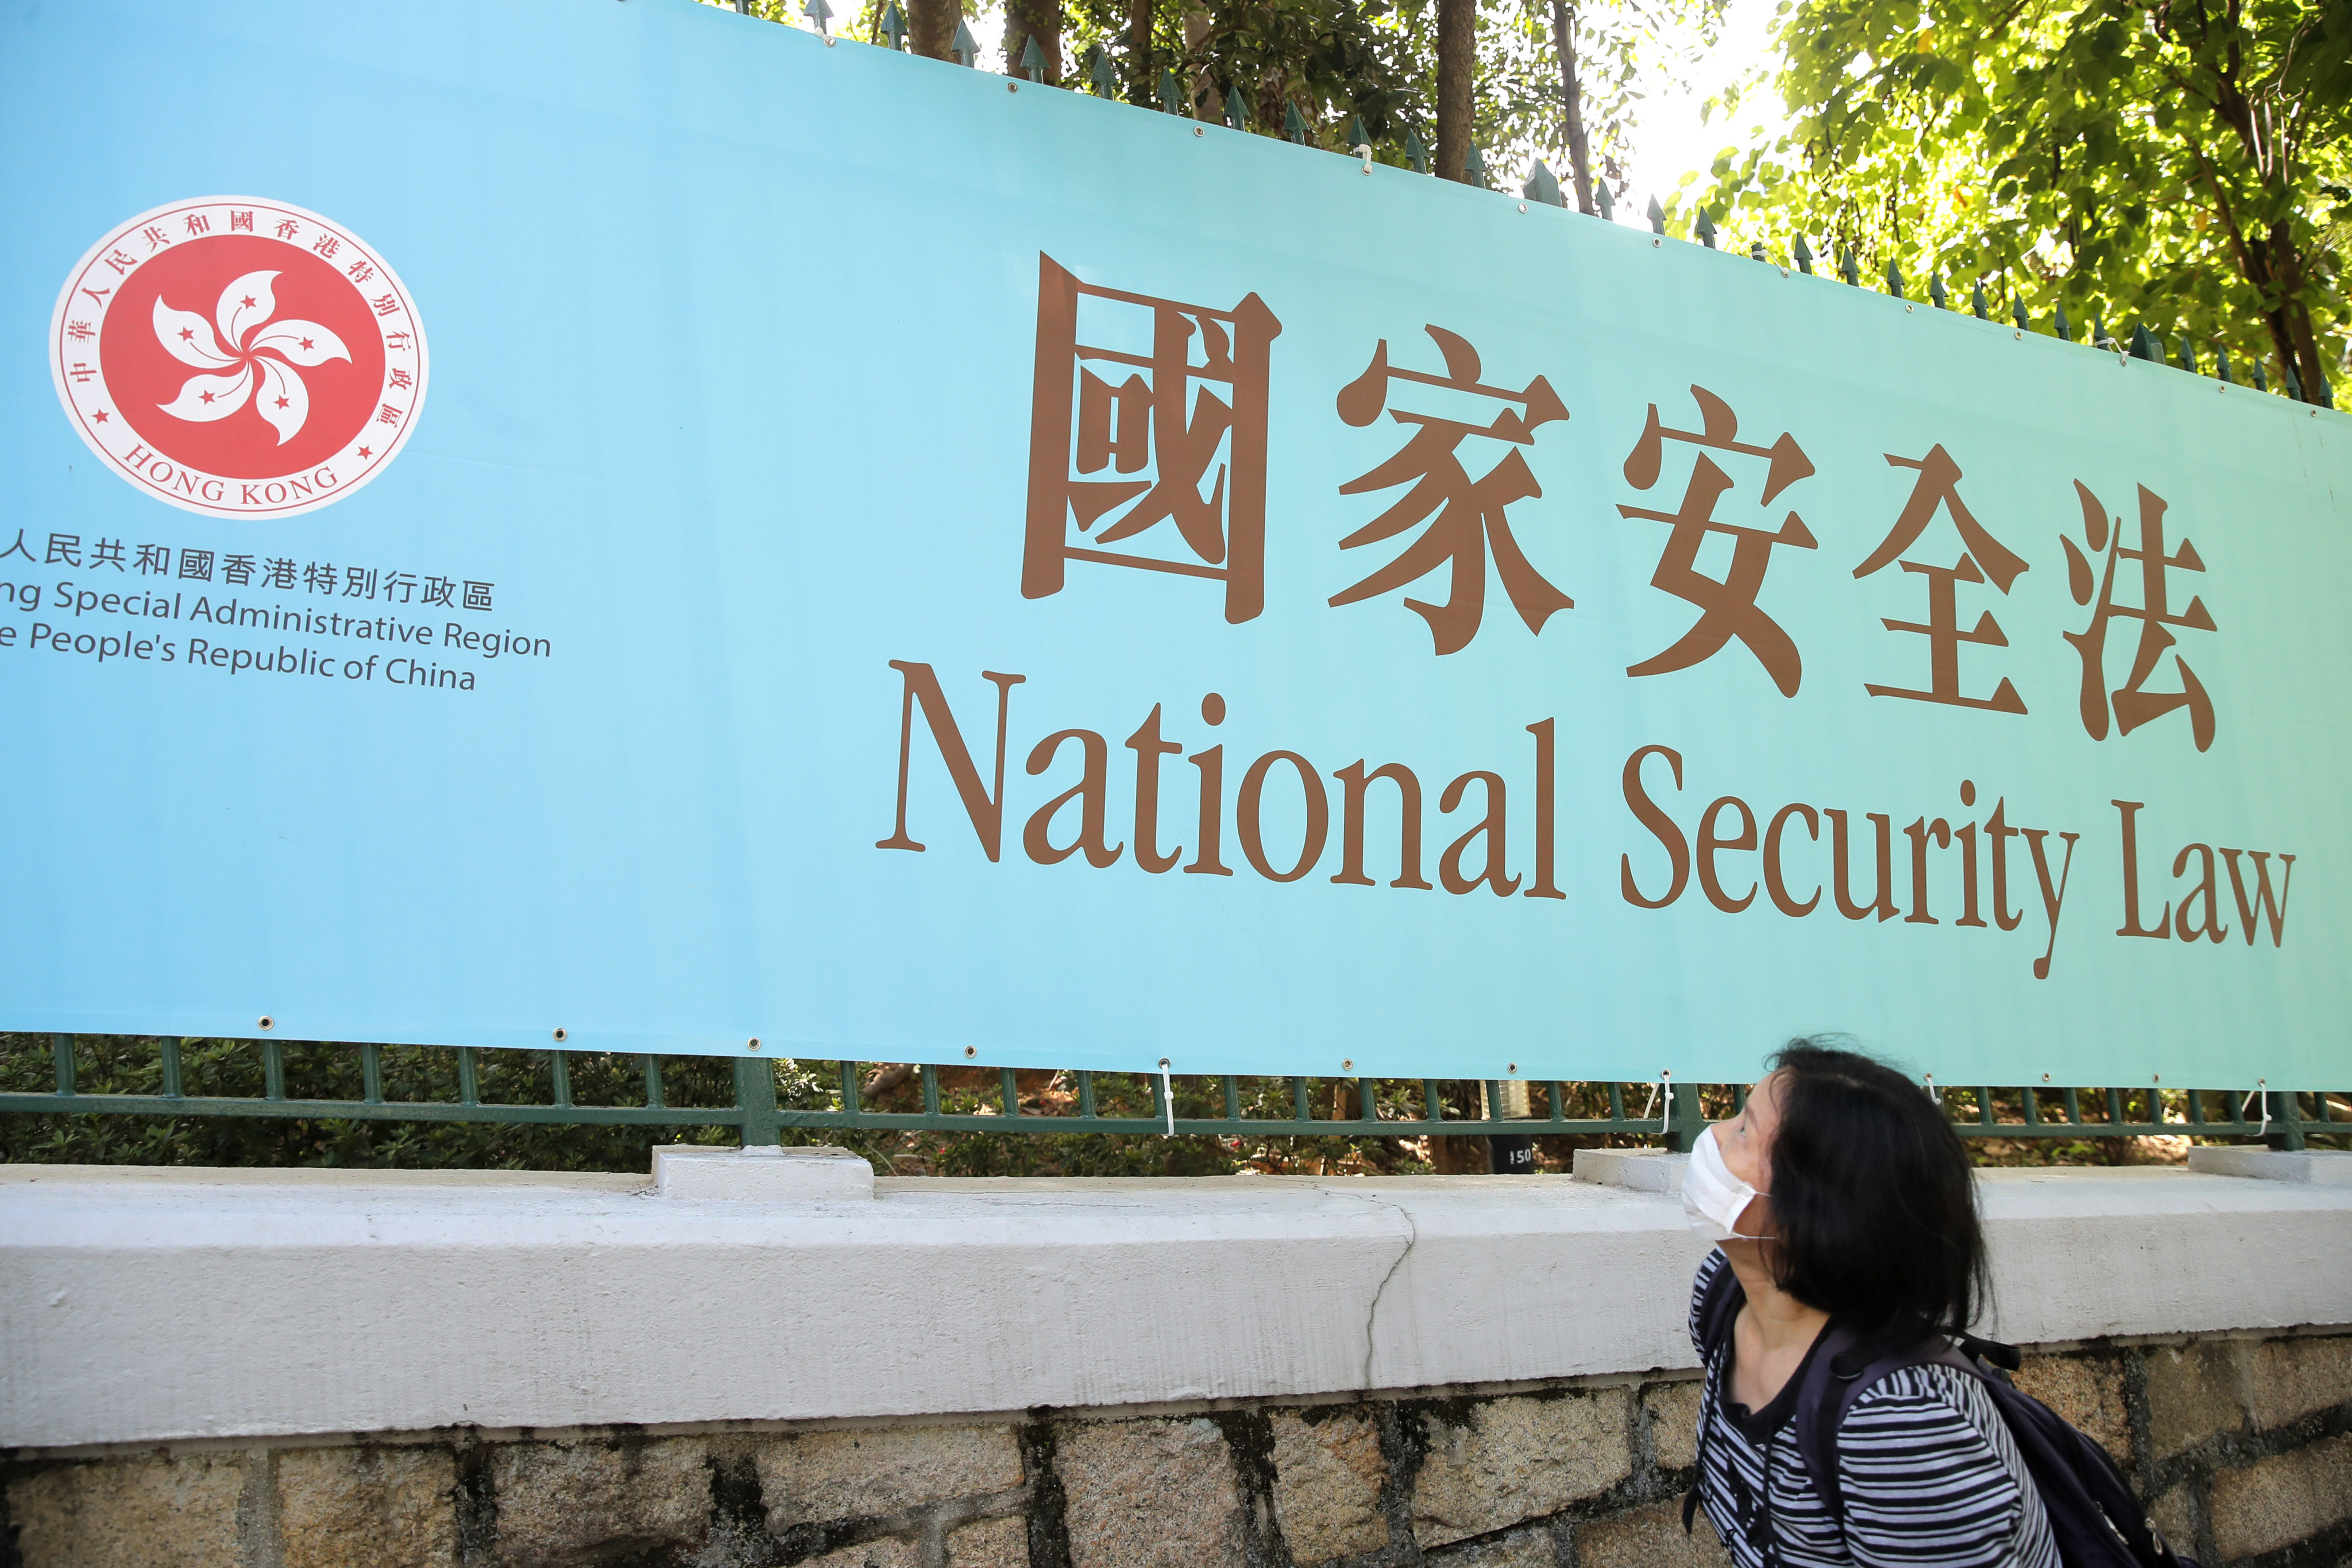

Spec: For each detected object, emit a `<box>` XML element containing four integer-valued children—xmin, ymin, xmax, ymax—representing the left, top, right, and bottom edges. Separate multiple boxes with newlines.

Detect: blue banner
<box><xmin>3</xmin><ymin>0</ymin><xmax>2346</xmax><ymax>1091</ymax></box>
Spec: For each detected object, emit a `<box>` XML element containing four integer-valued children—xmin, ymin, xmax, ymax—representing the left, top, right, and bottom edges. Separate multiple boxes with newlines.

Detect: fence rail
<box><xmin>2</xmin><ymin>1034</ymin><xmax>2342</xmax><ymax>1152</ymax></box>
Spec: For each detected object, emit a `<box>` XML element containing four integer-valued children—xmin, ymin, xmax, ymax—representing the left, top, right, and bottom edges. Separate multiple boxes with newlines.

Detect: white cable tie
<box><xmin>1159</xmin><ymin>1057</ymin><xmax>1175</xmax><ymax>1138</ymax></box>
<box><xmin>1639</xmin><ymin>1080</ymin><xmax>1659</xmax><ymax>1126</ymax></box>
<box><xmin>2241</xmin><ymin>1079</ymin><xmax>2270</xmax><ymax>1137</ymax></box>
<box><xmin>1354</xmin><ymin>142</ymin><xmax>1374</xmax><ymax>174</ymax></box>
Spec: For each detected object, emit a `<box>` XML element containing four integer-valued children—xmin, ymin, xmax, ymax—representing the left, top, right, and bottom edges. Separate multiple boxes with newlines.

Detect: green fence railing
<box><xmin>2</xmin><ymin>1034</ymin><xmax>2342</xmax><ymax>1152</ymax></box>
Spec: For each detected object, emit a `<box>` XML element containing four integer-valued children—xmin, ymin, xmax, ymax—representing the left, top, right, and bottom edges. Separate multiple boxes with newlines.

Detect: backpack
<box><xmin>1686</xmin><ymin>1264</ymin><xmax>2195</xmax><ymax>1568</ymax></box>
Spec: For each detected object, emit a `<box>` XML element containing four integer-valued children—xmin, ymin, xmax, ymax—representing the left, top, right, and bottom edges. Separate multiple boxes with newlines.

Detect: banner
<box><xmin>3</xmin><ymin>0</ymin><xmax>2346</xmax><ymax>1090</ymax></box>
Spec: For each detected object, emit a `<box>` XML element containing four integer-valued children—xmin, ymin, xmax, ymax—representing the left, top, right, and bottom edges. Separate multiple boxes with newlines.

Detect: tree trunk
<box><xmin>1128</xmin><ymin>0</ymin><xmax>1156</xmax><ymax>105</ymax></box>
<box><xmin>907</xmin><ymin>0</ymin><xmax>956</xmax><ymax>60</ymax></box>
<box><xmin>1183</xmin><ymin>9</ymin><xmax>1214</xmax><ymax>117</ymax></box>
<box><xmin>1550</xmin><ymin>0</ymin><xmax>1594</xmax><ymax>214</ymax></box>
<box><xmin>2250</xmin><ymin>225</ymin><xmax>2328</xmax><ymax>403</ymax></box>
<box><xmin>1002</xmin><ymin>0</ymin><xmax>1063</xmax><ymax>82</ymax></box>
<box><xmin>1427</xmin><ymin>1082</ymin><xmax>1489</xmax><ymax>1173</ymax></box>
<box><xmin>1436</xmin><ymin>0</ymin><xmax>1475</xmax><ymax>181</ymax></box>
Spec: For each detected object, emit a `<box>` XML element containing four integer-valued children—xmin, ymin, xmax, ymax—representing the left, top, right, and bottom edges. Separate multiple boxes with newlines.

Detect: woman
<box><xmin>1681</xmin><ymin>1039</ymin><xmax>2056</xmax><ymax>1568</ymax></box>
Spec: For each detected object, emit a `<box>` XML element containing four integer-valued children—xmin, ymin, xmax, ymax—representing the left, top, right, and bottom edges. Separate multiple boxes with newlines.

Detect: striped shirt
<box><xmin>1687</xmin><ymin>1250</ymin><xmax>2060</xmax><ymax>1568</ymax></box>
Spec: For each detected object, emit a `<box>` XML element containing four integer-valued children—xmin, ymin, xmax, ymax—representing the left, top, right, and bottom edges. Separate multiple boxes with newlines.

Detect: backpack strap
<box><xmin>1694</xmin><ymin>1255</ymin><xmax>1745</xmax><ymax>1361</ymax></box>
<box><xmin>1790</xmin><ymin>1329</ymin><xmax>1975</xmax><ymax>1529</ymax></box>
<box><xmin>1682</xmin><ymin>1259</ymin><xmax>1745</xmax><ymax>1536</ymax></box>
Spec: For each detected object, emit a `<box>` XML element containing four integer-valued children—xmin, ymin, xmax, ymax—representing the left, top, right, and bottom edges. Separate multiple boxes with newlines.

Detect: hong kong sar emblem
<box><xmin>50</xmin><ymin>197</ymin><xmax>427</xmax><ymax>520</ymax></box>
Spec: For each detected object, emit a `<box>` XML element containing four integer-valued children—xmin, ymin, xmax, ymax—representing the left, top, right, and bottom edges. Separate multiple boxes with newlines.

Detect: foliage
<box><xmin>732</xmin><ymin>0</ymin><xmax>1722</xmax><ymax>193</ymax></box>
<box><xmin>1465</xmin><ymin>0</ymin><xmax>1727</xmax><ymax>199</ymax></box>
<box><xmin>1674</xmin><ymin>0</ymin><xmax>2352</xmax><ymax>394</ymax></box>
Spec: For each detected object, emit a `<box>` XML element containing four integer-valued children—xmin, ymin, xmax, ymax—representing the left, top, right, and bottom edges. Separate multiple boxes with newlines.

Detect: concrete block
<box><xmin>2187</xmin><ymin>1149</ymin><xmax>2352</xmax><ymax>1184</ymax></box>
<box><xmin>1268</xmin><ymin>1407</ymin><xmax>1389</xmax><ymax>1563</ymax></box>
<box><xmin>2012</xmin><ymin>1355</ymin><xmax>2131</xmax><ymax>1464</ymax></box>
<box><xmin>802</xmin><ymin>1538</ymin><xmax>923</xmax><ymax>1568</ymax></box>
<box><xmin>277</xmin><ymin>1446</ymin><xmax>458</xmax><ymax>1568</ymax></box>
<box><xmin>1412</xmin><ymin>1389</ymin><xmax>1632</xmax><ymax>1548</ymax></box>
<box><xmin>2208</xmin><ymin>1432</ymin><xmax>2352</xmax><ymax>1560</ymax></box>
<box><xmin>1058</xmin><ymin>1417</ymin><xmax>1245</xmax><ymax>1568</ymax></box>
<box><xmin>2244</xmin><ymin>1337</ymin><xmax>2352</xmax><ymax>1432</ymax></box>
<box><xmin>755</xmin><ymin>1423</ymin><xmax>1024</xmax><ymax>1528</ymax></box>
<box><xmin>2144</xmin><ymin>1342</ymin><xmax>2249</xmax><ymax>1459</ymax></box>
<box><xmin>5</xmin><ymin>1164</ymin><xmax>2348</xmax><ymax>1448</ymax></box>
<box><xmin>1578</xmin><ymin>1497</ymin><xmax>1731</xmax><ymax>1568</ymax></box>
<box><xmin>653</xmin><ymin>1144</ymin><xmax>875</xmax><ymax>1200</ymax></box>
<box><xmin>7</xmin><ymin>1453</ymin><xmax>245</xmax><ymax>1568</ymax></box>
<box><xmin>1573</xmin><ymin>1150</ymin><xmax>1688</xmax><ymax>1194</ymax></box>
<box><xmin>488</xmin><ymin>1435</ymin><xmax>710</xmax><ymax>1567</ymax></box>
<box><xmin>1643</xmin><ymin>1381</ymin><xmax>1703</xmax><ymax>1472</ymax></box>
<box><xmin>944</xmin><ymin>1515</ymin><xmax>1031</xmax><ymax>1567</ymax></box>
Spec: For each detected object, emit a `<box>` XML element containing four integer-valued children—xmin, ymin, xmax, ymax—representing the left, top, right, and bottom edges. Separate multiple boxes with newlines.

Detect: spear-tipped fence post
<box><xmin>1929</xmin><ymin>275</ymin><xmax>1947</xmax><ymax>310</ymax></box>
<box><xmin>1224</xmin><ymin>84</ymin><xmax>1249</xmax><ymax>129</ymax></box>
<box><xmin>1647</xmin><ymin>195</ymin><xmax>1667</xmax><ymax>234</ymax></box>
<box><xmin>2178</xmin><ymin>338</ymin><xmax>2198</xmax><ymax>374</ymax></box>
<box><xmin>2285</xmin><ymin>362</ymin><xmax>2304</xmax><ymax>399</ymax></box>
<box><xmin>1694</xmin><ymin>209</ymin><xmax>1718</xmax><ymax>248</ymax></box>
<box><xmin>1159</xmin><ymin>68</ymin><xmax>1185</xmax><ymax>115</ymax></box>
<box><xmin>2012</xmin><ymin>297</ymin><xmax>2030</xmax><ymax>330</ymax></box>
<box><xmin>1282</xmin><ymin>101</ymin><xmax>1310</xmax><ymax>144</ymax></box>
<box><xmin>1839</xmin><ymin>248</ymin><xmax>1860</xmax><ymax>287</ymax></box>
<box><xmin>879</xmin><ymin>0</ymin><xmax>906</xmax><ymax>48</ymax></box>
<box><xmin>2217</xmin><ymin>347</ymin><xmax>2234</xmax><ymax>384</ymax></box>
<box><xmin>2055</xmin><ymin>302</ymin><xmax>2071</xmax><ymax>342</ymax></box>
<box><xmin>2319</xmin><ymin>374</ymin><xmax>2336</xmax><ymax>409</ymax></box>
<box><xmin>1019</xmin><ymin>34</ymin><xmax>1046</xmax><ymax>81</ymax></box>
<box><xmin>1749</xmin><ymin>240</ymin><xmax>1768</xmax><ymax>261</ymax></box>
<box><xmin>803</xmin><ymin>0</ymin><xmax>833</xmax><ymax>33</ymax></box>
<box><xmin>1524</xmin><ymin>160</ymin><xmax>1564</xmax><ymax>207</ymax></box>
<box><xmin>1404</xmin><ymin>128</ymin><xmax>1429</xmax><ymax>173</ymax></box>
<box><xmin>2130</xmin><ymin>324</ymin><xmax>2160</xmax><ymax>362</ymax></box>
<box><xmin>1593</xmin><ymin>181</ymin><xmax>1614</xmax><ymax>220</ymax></box>
<box><xmin>2254</xmin><ymin>357</ymin><xmax>2269</xmax><ymax>392</ymax></box>
<box><xmin>2092</xmin><ymin>318</ymin><xmax>2112</xmax><ymax>350</ymax></box>
<box><xmin>1971</xmin><ymin>281</ymin><xmax>1988</xmax><ymax>319</ymax></box>
<box><xmin>950</xmin><ymin>18</ymin><xmax>979</xmax><ymax>65</ymax></box>
<box><xmin>1343</xmin><ymin>115</ymin><xmax>1369</xmax><ymax>153</ymax></box>
<box><xmin>1884</xmin><ymin>258</ymin><xmax>1904</xmax><ymax>298</ymax></box>
<box><xmin>1464</xmin><ymin>143</ymin><xmax>1488</xmax><ymax>187</ymax></box>
<box><xmin>1088</xmin><ymin>45</ymin><xmax>1115</xmax><ymax>95</ymax></box>
<box><xmin>1793</xmin><ymin>234</ymin><xmax>1814</xmax><ymax>273</ymax></box>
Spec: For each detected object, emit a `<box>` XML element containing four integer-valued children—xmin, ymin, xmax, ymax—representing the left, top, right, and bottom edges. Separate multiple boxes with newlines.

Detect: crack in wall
<box><xmin>1341</xmin><ymin>1189</ymin><xmax>1420</xmax><ymax>1391</ymax></box>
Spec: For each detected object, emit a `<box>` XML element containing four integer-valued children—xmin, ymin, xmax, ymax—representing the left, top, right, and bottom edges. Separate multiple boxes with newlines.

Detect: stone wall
<box><xmin>7</xmin><ymin>1330</ymin><xmax>2346</xmax><ymax>1568</ymax></box>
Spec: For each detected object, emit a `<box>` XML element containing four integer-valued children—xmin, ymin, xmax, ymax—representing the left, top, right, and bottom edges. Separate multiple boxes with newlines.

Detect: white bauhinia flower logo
<box><xmin>153</xmin><ymin>269</ymin><xmax>349</xmax><ymax>444</ymax></box>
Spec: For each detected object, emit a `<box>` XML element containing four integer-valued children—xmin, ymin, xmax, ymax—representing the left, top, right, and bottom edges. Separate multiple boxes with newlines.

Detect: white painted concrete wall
<box><xmin>1</xmin><ymin>1161</ymin><xmax>2346</xmax><ymax>1451</ymax></box>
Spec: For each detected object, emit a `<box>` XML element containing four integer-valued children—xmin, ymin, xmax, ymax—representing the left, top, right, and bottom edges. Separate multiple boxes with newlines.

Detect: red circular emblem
<box><xmin>51</xmin><ymin>197</ymin><xmax>427</xmax><ymax>520</ymax></box>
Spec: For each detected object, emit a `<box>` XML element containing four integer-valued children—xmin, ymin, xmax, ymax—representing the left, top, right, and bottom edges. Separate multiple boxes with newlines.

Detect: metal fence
<box><xmin>1</xmin><ymin>1033</ymin><xmax>2342</xmax><ymax>1152</ymax></box>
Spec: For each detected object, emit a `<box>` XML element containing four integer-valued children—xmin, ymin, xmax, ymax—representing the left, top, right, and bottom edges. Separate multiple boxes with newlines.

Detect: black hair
<box><xmin>1763</xmin><ymin>1037</ymin><xmax>1987</xmax><ymax>1348</ymax></box>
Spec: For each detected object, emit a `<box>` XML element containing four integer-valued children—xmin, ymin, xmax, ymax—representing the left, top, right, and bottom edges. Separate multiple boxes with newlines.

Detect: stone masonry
<box><xmin>5</xmin><ymin>1331</ymin><xmax>2346</xmax><ymax>1568</ymax></box>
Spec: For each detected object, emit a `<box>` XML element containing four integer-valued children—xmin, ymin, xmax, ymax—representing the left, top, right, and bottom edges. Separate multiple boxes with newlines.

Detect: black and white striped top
<box><xmin>1687</xmin><ymin>1250</ymin><xmax>2060</xmax><ymax>1568</ymax></box>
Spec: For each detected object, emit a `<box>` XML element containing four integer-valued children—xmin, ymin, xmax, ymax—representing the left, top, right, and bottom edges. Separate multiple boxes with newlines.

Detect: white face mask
<box><xmin>1681</xmin><ymin>1123</ymin><xmax>1769</xmax><ymax>1241</ymax></box>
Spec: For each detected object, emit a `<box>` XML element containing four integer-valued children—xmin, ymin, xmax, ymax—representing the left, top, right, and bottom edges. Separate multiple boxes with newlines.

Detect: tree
<box><xmin>1438</xmin><ymin>0</ymin><xmax>1477</xmax><ymax>179</ymax></box>
<box><xmin>1456</xmin><ymin>0</ymin><xmax>1728</xmax><ymax>213</ymax></box>
<box><xmin>1681</xmin><ymin>0</ymin><xmax>2351</xmax><ymax>399</ymax></box>
<box><xmin>1003</xmin><ymin>0</ymin><xmax>1065</xmax><ymax>78</ymax></box>
<box><xmin>909</xmin><ymin>0</ymin><xmax>961</xmax><ymax>57</ymax></box>
<box><xmin>1552</xmin><ymin>0</ymin><xmax>1596</xmax><ymax>210</ymax></box>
